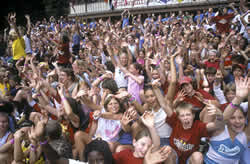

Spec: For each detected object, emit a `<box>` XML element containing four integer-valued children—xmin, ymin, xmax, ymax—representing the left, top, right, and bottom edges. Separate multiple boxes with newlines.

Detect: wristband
<box><xmin>156</xmin><ymin>59</ymin><xmax>161</xmax><ymax>66</ymax></box>
<box><xmin>30</xmin><ymin>144</ymin><xmax>37</xmax><ymax>151</ymax></box>
<box><xmin>99</xmin><ymin>76</ymin><xmax>103</xmax><ymax>81</ymax></box>
<box><xmin>10</xmin><ymin>138</ymin><xmax>14</xmax><ymax>145</ymax></box>
<box><xmin>129</xmin><ymin>96</ymin><xmax>136</xmax><ymax>103</ymax></box>
<box><xmin>39</xmin><ymin>140</ymin><xmax>48</xmax><ymax>146</ymax></box>
<box><xmin>229</xmin><ymin>102</ymin><xmax>240</xmax><ymax>109</ymax></box>
<box><xmin>61</xmin><ymin>97</ymin><xmax>67</xmax><ymax>102</ymax></box>
<box><xmin>215</xmin><ymin>115</ymin><xmax>223</xmax><ymax>121</ymax></box>
<box><xmin>24</xmin><ymin>64</ymin><xmax>28</xmax><ymax>67</ymax></box>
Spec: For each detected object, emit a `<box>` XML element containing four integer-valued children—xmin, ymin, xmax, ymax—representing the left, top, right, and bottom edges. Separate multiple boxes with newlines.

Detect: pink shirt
<box><xmin>127</xmin><ymin>75</ymin><xmax>144</xmax><ymax>104</ymax></box>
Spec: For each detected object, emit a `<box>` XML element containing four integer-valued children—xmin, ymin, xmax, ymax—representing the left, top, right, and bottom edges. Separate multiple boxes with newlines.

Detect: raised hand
<box><xmin>235</xmin><ymin>77</ymin><xmax>250</xmax><ymax>100</ymax></box>
<box><xmin>30</xmin><ymin>114</ymin><xmax>48</xmax><ymax>141</ymax></box>
<box><xmin>144</xmin><ymin>145</ymin><xmax>172</xmax><ymax>164</ymax></box>
<box><xmin>57</xmin><ymin>83</ymin><xmax>66</xmax><ymax>96</ymax></box>
<box><xmin>141</xmin><ymin>111</ymin><xmax>154</xmax><ymax>128</ymax></box>
<box><xmin>76</xmin><ymin>89</ymin><xmax>88</xmax><ymax>99</ymax></box>
<box><xmin>121</xmin><ymin>111</ymin><xmax>134</xmax><ymax>126</ymax></box>
<box><xmin>102</xmin><ymin>72</ymin><xmax>112</xmax><ymax>79</ymax></box>
<box><xmin>218</xmin><ymin>42</ymin><xmax>226</xmax><ymax>50</ymax></box>
<box><xmin>175</xmin><ymin>89</ymin><xmax>187</xmax><ymax>102</ymax></box>
<box><xmin>121</xmin><ymin>107</ymin><xmax>137</xmax><ymax>125</ymax></box>
<box><xmin>93</xmin><ymin>110</ymin><xmax>102</xmax><ymax>120</ymax></box>
<box><xmin>175</xmin><ymin>55</ymin><xmax>183</xmax><ymax>65</ymax></box>
<box><xmin>206</xmin><ymin>102</ymin><xmax>222</xmax><ymax>117</ymax></box>
<box><xmin>8</xmin><ymin>12</ymin><xmax>16</xmax><ymax>24</ymax></box>
<box><xmin>152</xmin><ymin>79</ymin><xmax>161</xmax><ymax>88</ymax></box>
<box><xmin>115</xmin><ymin>91</ymin><xmax>130</xmax><ymax>99</ymax></box>
<box><xmin>194</xmin><ymin>91</ymin><xmax>205</xmax><ymax>103</ymax></box>
<box><xmin>14</xmin><ymin>128</ymin><xmax>26</xmax><ymax>140</ymax></box>
<box><xmin>24</xmin><ymin>14</ymin><xmax>30</xmax><ymax>20</ymax></box>
<box><xmin>4</xmin><ymin>27</ymin><xmax>8</xmax><ymax>33</ymax></box>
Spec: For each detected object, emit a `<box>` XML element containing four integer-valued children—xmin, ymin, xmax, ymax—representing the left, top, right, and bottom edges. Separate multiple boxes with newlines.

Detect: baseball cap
<box><xmin>179</xmin><ymin>76</ymin><xmax>192</xmax><ymax>85</ymax></box>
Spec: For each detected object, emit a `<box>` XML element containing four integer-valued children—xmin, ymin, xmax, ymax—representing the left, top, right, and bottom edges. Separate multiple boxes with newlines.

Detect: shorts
<box><xmin>118</xmin><ymin>132</ymin><xmax>132</xmax><ymax>145</ymax></box>
<box><xmin>160</xmin><ymin>138</ymin><xmax>170</xmax><ymax>147</ymax></box>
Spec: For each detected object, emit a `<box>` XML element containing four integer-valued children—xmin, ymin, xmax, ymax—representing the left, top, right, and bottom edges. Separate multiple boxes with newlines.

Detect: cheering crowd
<box><xmin>0</xmin><ymin>1</ymin><xmax>249</xmax><ymax>164</ymax></box>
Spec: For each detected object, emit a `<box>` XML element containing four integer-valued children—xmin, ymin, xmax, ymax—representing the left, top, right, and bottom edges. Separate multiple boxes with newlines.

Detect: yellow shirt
<box><xmin>0</xmin><ymin>83</ymin><xmax>10</xmax><ymax>96</ymax></box>
<box><xmin>12</xmin><ymin>37</ymin><xmax>26</xmax><ymax>60</ymax></box>
<box><xmin>22</xmin><ymin>144</ymin><xmax>45</xmax><ymax>164</ymax></box>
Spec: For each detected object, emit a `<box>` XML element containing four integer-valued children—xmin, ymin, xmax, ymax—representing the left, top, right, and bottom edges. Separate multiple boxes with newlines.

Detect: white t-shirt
<box><xmin>114</xmin><ymin>67</ymin><xmax>128</xmax><ymax>88</ymax></box>
<box><xmin>23</xmin><ymin>35</ymin><xmax>32</xmax><ymax>54</ymax></box>
<box><xmin>152</xmin><ymin>108</ymin><xmax>172</xmax><ymax>138</ymax></box>
<box><xmin>94</xmin><ymin>108</ymin><xmax>122</xmax><ymax>142</ymax></box>
<box><xmin>69</xmin><ymin>159</ymin><xmax>87</xmax><ymax>164</ymax></box>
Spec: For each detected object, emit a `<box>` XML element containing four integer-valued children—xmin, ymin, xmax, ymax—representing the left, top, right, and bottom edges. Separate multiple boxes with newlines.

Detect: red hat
<box><xmin>179</xmin><ymin>76</ymin><xmax>192</xmax><ymax>85</ymax></box>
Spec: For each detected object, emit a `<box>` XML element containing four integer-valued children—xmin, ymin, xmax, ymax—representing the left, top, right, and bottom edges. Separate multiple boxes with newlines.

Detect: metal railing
<box><xmin>69</xmin><ymin>0</ymin><xmax>230</xmax><ymax>16</ymax></box>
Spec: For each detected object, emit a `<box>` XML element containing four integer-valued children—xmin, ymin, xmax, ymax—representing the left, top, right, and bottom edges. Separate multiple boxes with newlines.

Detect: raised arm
<box><xmin>92</xmin><ymin>72</ymin><xmax>112</xmax><ymax>88</ymax></box>
<box><xmin>228</xmin><ymin>3</ymin><xmax>238</xmax><ymax>15</ymax></box>
<box><xmin>8</xmin><ymin>13</ymin><xmax>21</xmax><ymax>38</ymax></box>
<box><xmin>143</xmin><ymin>145</ymin><xmax>171</xmax><ymax>164</ymax></box>
<box><xmin>205</xmin><ymin>103</ymin><xmax>225</xmax><ymax>133</ymax></box>
<box><xmin>57</xmin><ymin>84</ymin><xmax>80</xmax><ymax>128</ymax></box>
<box><xmin>120</xmin><ymin>107</ymin><xmax>137</xmax><ymax>132</ymax></box>
<box><xmin>145</xmin><ymin>53</ymin><xmax>153</xmax><ymax>81</ymax></box>
<box><xmin>77</xmin><ymin>90</ymin><xmax>102</xmax><ymax>111</ymax></box>
<box><xmin>106</xmin><ymin>44</ymin><xmax>118</xmax><ymax>67</ymax></box>
<box><xmin>141</xmin><ymin>111</ymin><xmax>160</xmax><ymax>151</ymax></box>
<box><xmin>152</xmin><ymin>79</ymin><xmax>173</xmax><ymax>117</ymax></box>
<box><xmin>165</xmin><ymin>49</ymin><xmax>178</xmax><ymax>103</ymax></box>
<box><xmin>246</xmin><ymin>89</ymin><xmax>250</xmax><ymax>141</ymax></box>
<box><xmin>119</xmin><ymin>64</ymin><xmax>144</xmax><ymax>85</ymax></box>
<box><xmin>223</xmin><ymin>77</ymin><xmax>249</xmax><ymax>121</ymax></box>
<box><xmin>13</xmin><ymin>129</ymin><xmax>25</xmax><ymax>163</ymax></box>
<box><xmin>25</xmin><ymin>14</ymin><xmax>31</xmax><ymax>36</ymax></box>
<box><xmin>29</xmin><ymin>115</ymin><xmax>69</xmax><ymax>164</ymax></box>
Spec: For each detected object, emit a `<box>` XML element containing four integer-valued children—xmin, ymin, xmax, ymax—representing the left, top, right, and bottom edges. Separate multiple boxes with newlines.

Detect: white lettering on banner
<box><xmin>113</xmin><ymin>0</ymin><xmax>172</xmax><ymax>9</ymax></box>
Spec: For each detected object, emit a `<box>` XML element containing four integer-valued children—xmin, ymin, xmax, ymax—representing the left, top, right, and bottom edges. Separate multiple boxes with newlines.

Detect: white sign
<box><xmin>113</xmin><ymin>0</ymin><xmax>175</xmax><ymax>9</ymax></box>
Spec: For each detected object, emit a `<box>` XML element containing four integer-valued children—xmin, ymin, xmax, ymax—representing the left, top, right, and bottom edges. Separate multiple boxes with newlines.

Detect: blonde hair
<box><xmin>175</xmin><ymin>102</ymin><xmax>194</xmax><ymax>116</ymax></box>
<box><xmin>224</xmin><ymin>83</ymin><xmax>236</xmax><ymax>94</ymax></box>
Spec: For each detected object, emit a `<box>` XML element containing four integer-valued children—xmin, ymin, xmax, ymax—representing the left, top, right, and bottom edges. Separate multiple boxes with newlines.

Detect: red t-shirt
<box><xmin>212</xmin><ymin>13</ymin><xmax>234</xmax><ymax>34</ymax></box>
<box><xmin>204</xmin><ymin>60</ymin><xmax>220</xmax><ymax>69</ymax></box>
<box><xmin>166</xmin><ymin>112</ymin><xmax>208</xmax><ymax>164</ymax></box>
<box><xmin>224</xmin><ymin>55</ymin><xmax>232</xmax><ymax>67</ymax></box>
<box><xmin>113</xmin><ymin>149</ymin><xmax>143</xmax><ymax>164</ymax></box>
<box><xmin>181</xmin><ymin>89</ymin><xmax>216</xmax><ymax>110</ymax></box>
<box><xmin>55</xmin><ymin>40</ymin><xmax>70</xmax><ymax>64</ymax></box>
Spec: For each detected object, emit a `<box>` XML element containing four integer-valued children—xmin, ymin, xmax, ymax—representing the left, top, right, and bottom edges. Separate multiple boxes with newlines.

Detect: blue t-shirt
<box><xmin>194</xmin><ymin>14</ymin><xmax>204</xmax><ymax>22</ymax></box>
<box><xmin>122</xmin><ymin>17</ymin><xmax>129</xmax><ymax>28</ymax></box>
<box><xmin>72</xmin><ymin>33</ymin><xmax>80</xmax><ymax>46</ymax></box>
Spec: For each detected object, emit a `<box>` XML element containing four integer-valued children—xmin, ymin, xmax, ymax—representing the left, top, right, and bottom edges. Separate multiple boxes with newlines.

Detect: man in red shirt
<box><xmin>174</xmin><ymin>76</ymin><xmax>219</xmax><ymax>122</ymax></box>
<box><xmin>203</xmin><ymin>49</ymin><xmax>220</xmax><ymax>69</ymax></box>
